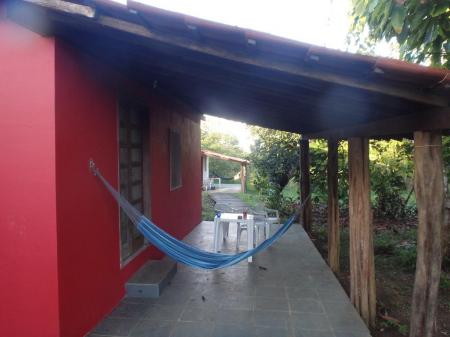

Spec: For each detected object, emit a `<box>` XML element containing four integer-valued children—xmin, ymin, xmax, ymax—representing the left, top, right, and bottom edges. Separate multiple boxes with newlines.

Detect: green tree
<box><xmin>350</xmin><ymin>0</ymin><xmax>450</xmax><ymax>67</ymax></box>
<box><xmin>370</xmin><ymin>139</ymin><xmax>414</xmax><ymax>218</ymax></box>
<box><xmin>250</xmin><ymin>127</ymin><xmax>300</xmax><ymax>209</ymax></box>
<box><xmin>201</xmin><ymin>129</ymin><xmax>246</xmax><ymax>181</ymax></box>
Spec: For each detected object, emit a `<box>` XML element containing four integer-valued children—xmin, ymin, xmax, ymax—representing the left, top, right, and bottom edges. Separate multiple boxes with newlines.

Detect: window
<box><xmin>118</xmin><ymin>100</ymin><xmax>149</xmax><ymax>263</ymax></box>
<box><xmin>169</xmin><ymin>129</ymin><xmax>182</xmax><ymax>190</ymax></box>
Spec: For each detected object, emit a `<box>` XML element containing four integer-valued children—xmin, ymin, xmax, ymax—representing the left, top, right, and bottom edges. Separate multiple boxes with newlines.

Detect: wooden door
<box><xmin>118</xmin><ymin>101</ymin><xmax>147</xmax><ymax>262</ymax></box>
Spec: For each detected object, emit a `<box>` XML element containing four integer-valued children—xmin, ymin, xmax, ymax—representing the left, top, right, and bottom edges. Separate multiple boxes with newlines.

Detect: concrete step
<box><xmin>125</xmin><ymin>258</ymin><xmax>177</xmax><ymax>298</ymax></box>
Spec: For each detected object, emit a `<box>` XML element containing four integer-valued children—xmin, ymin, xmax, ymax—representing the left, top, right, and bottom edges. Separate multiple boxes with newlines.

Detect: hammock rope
<box><xmin>90</xmin><ymin>160</ymin><xmax>306</xmax><ymax>269</ymax></box>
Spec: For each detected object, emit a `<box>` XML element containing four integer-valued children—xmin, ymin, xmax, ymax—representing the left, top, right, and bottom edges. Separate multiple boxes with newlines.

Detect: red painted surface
<box><xmin>55</xmin><ymin>41</ymin><xmax>201</xmax><ymax>337</ymax></box>
<box><xmin>1</xmin><ymin>15</ymin><xmax>201</xmax><ymax>336</ymax></box>
<box><xmin>149</xmin><ymin>99</ymin><xmax>202</xmax><ymax>245</ymax></box>
<box><xmin>0</xmin><ymin>17</ymin><xmax>60</xmax><ymax>337</ymax></box>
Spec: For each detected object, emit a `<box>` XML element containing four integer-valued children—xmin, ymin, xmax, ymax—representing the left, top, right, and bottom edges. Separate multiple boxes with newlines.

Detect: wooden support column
<box><xmin>410</xmin><ymin>131</ymin><xmax>444</xmax><ymax>337</ymax></box>
<box><xmin>327</xmin><ymin>139</ymin><xmax>340</xmax><ymax>273</ymax></box>
<box><xmin>240</xmin><ymin>164</ymin><xmax>247</xmax><ymax>193</ymax></box>
<box><xmin>348</xmin><ymin>137</ymin><xmax>376</xmax><ymax>327</ymax></box>
<box><xmin>300</xmin><ymin>138</ymin><xmax>312</xmax><ymax>232</ymax></box>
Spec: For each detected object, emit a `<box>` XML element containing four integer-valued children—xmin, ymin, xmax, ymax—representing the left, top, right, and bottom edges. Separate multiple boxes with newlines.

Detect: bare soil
<box><xmin>310</xmin><ymin>205</ymin><xmax>450</xmax><ymax>337</ymax></box>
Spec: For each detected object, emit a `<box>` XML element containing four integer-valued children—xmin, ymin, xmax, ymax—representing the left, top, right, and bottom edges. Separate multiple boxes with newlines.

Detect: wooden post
<box><xmin>410</xmin><ymin>131</ymin><xmax>444</xmax><ymax>337</ymax></box>
<box><xmin>240</xmin><ymin>164</ymin><xmax>247</xmax><ymax>193</ymax></box>
<box><xmin>300</xmin><ymin>138</ymin><xmax>312</xmax><ymax>232</ymax></box>
<box><xmin>444</xmin><ymin>198</ymin><xmax>450</xmax><ymax>258</ymax></box>
<box><xmin>327</xmin><ymin>139</ymin><xmax>340</xmax><ymax>273</ymax></box>
<box><xmin>348</xmin><ymin>137</ymin><xmax>376</xmax><ymax>327</ymax></box>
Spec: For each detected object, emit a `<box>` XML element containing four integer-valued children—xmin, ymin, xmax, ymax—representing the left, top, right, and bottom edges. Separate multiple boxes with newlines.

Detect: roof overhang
<box><xmin>6</xmin><ymin>0</ymin><xmax>450</xmax><ymax>139</ymax></box>
<box><xmin>201</xmin><ymin>149</ymin><xmax>249</xmax><ymax>165</ymax></box>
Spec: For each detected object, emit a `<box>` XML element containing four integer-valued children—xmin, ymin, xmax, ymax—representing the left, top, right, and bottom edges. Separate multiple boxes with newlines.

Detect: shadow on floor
<box><xmin>88</xmin><ymin>222</ymin><xmax>371</xmax><ymax>337</ymax></box>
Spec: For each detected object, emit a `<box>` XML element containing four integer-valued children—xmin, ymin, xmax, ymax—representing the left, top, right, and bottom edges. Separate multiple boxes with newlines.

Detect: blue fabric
<box><xmin>136</xmin><ymin>214</ymin><xmax>296</xmax><ymax>269</ymax></box>
<box><xmin>93</xmin><ymin>163</ymin><xmax>298</xmax><ymax>269</ymax></box>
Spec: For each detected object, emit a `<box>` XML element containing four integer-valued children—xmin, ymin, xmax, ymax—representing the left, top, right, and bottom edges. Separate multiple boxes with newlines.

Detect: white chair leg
<box><xmin>223</xmin><ymin>222</ymin><xmax>229</xmax><ymax>239</ymax></box>
<box><xmin>265</xmin><ymin>223</ymin><xmax>270</xmax><ymax>239</ymax></box>
<box><xmin>236</xmin><ymin>223</ymin><xmax>241</xmax><ymax>250</ymax></box>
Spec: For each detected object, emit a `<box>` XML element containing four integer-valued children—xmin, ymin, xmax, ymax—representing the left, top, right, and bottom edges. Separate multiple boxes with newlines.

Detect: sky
<box><xmin>133</xmin><ymin>0</ymin><xmax>351</xmax><ymax>50</ymax></box>
<box><xmin>113</xmin><ymin>0</ymin><xmax>395</xmax><ymax>151</ymax></box>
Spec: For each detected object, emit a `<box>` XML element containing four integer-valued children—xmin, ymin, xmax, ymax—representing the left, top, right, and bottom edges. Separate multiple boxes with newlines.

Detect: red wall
<box><xmin>54</xmin><ymin>41</ymin><xmax>201</xmax><ymax>337</ymax></box>
<box><xmin>149</xmin><ymin>99</ymin><xmax>202</xmax><ymax>244</ymax></box>
<box><xmin>0</xmin><ymin>16</ymin><xmax>60</xmax><ymax>337</ymax></box>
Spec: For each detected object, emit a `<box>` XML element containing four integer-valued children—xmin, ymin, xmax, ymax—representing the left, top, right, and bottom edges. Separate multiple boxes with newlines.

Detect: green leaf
<box><xmin>431</xmin><ymin>3</ymin><xmax>449</xmax><ymax>17</ymax></box>
<box><xmin>409</xmin><ymin>7</ymin><xmax>427</xmax><ymax>31</ymax></box>
<box><xmin>368</xmin><ymin>0</ymin><xmax>380</xmax><ymax>13</ymax></box>
<box><xmin>391</xmin><ymin>5</ymin><xmax>407</xmax><ymax>34</ymax></box>
<box><xmin>424</xmin><ymin>24</ymin><xmax>438</xmax><ymax>44</ymax></box>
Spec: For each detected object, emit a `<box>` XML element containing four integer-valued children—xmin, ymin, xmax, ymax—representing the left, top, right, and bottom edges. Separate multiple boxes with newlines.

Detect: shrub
<box><xmin>374</xmin><ymin>231</ymin><xmax>397</xmax><ymax>255</ymax></box>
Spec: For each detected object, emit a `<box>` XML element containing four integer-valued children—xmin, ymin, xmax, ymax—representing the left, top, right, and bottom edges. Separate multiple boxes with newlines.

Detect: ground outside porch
<box><xmin>88</xmin><ymin>221</ymin><xmax>371</xmax><ymax>337</ymax></box>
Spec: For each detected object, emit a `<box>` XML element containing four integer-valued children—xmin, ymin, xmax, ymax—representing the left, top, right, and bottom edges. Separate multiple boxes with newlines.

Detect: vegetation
<box><xmin>201</xmin><ymin>192</ymin><xmax>216</xmax><ymax>221</ymax></box>
<box><xmin>249</xmin><ymin>130</ymin><xmax>418</xmax><ymax>219</ymax></box>
<box><xmin>350</xmin><ymin>0</ymin><xmax>450</xmax><ymax>68</ymax></box>
<box><xmin>201</xmin><ymin>128</ymin><xmax>246</xmax><ymax>182</ymax></box>
<box><xmin>249</xmin><ymin>127</ymin><xmax>300</xmax><ymax>211</ymax></box>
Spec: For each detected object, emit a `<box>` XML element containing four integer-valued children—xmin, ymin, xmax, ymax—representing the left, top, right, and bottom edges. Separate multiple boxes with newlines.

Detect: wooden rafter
<box><xmin>306</xmin><ymin>108</ymin><xmax>450</xmax><ymax>139</ymax></box>
<box><xmin>201</xmin><ymin>149</ymin><xmax>249</xmax><ymax>165</ymax></box>
<box><xmin>15</xmin><ymin>0</ymin><xmax>450</xmax><ymax>107</ymax></box>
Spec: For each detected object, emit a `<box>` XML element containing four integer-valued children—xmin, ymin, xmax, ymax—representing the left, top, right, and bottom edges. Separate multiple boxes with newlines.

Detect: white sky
<box><xmin>202</xmin><ymin>115</ymin><xmax>255</xmax><ymax>152</ymax></box>
<box><xmin>112</xmin><ymin>0</ymin><xmax>396</xmax><ymax>151</ymax></box>
<box><xmin>134</xmin><ymin>0</ymin><xmax>351</xmax><ymax>50</ymax></box>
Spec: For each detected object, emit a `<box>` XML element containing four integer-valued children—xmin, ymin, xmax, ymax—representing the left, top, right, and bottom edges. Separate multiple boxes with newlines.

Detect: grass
<box><xmin>236</xmin><ymin>189</ymin><xmax>265</xmax><ymax>208</ymax></box>
<box><xmin>281</xmin><ymin>178</ymin><xmax>299</xmax><ymax>200</ymax></box>
<box><xmin>202</xmin><ymin>192</ymin><xmax>215</xmax><ymax>221</ymax></box>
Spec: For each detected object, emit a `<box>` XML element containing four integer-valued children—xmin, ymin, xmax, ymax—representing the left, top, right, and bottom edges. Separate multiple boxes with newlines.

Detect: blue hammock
<box><xmin>91</xmin><ymin>161</ymin><xmax>303</xmax><ymax>269</ymax></box>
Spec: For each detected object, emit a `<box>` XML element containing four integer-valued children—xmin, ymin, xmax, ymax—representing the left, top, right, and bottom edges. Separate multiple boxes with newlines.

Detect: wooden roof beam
<box><xmin>201</xmin><ymin>150</ymin><xmax>249</xmax><ymax>164</ymax></box>
<box><xmin>306</xmin><ymin>108</ymin><xmax>450</xmax><ymax>139</ymax></box>
<box><xmin>15</xmin><ymin>0</ymin><xmax>450</xmax><ymax>107</ymax></box>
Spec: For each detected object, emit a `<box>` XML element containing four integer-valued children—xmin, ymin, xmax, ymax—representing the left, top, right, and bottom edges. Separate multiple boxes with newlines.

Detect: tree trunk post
<box><xmin>410</xmin><ymin>131</ymin><xmax>444</xmax><ymax>337</ymax></box>
<box><xmin>327</xmin><ymin>138</ymin><xmax>340</xmax><ymax>273</ymax></box>
<box><xmin>300</xmin><ymin>137</ymin><xmax>312</xmax><ymax>232</ymax></box>
<box><xmin>348</xmin><ymin>137</ymin><xmax>376</xmax><ymax>328</ymax></box>
<box><xmin>240</xmin><ymin>164</ymin><xmax>247</xmax><ymax>193</ymax></box>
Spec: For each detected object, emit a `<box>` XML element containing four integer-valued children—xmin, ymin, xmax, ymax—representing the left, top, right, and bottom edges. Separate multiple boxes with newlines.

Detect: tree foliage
<box><xmin>201</xmin><ymin>129</ymin><xmax>246</xmax><ymax>180</ymax></box>
<box><xmin>249</xmin><ymin>127</ymin><xmax>300</xmax><ymax>209</ymax></box>
<box><xmin>370</xmin><ymin>140</ymin><xmax>414</xmax><ymax>218</ymax></box>
<box><xmin>351</xmin><ymin>0</ymin><xmax>450</xmax><ymax>67</ymax></box>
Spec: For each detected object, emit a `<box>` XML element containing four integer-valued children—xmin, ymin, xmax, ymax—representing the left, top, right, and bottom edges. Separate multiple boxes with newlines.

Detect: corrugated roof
<box><xmin>6</xmin><ymin>0</ymin><xmax>450</xmax><ymax>138</ymax></box>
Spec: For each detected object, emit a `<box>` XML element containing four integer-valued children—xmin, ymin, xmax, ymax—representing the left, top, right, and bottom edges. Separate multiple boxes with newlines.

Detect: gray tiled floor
<box><xmin>88</xmin><ymin>221</ymin><xmax>372</xmax><ymax>337</ymax></box>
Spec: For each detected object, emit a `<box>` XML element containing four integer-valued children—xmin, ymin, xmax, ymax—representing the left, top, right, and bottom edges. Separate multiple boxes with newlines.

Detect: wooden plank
<box><xmin>201</xmin><ymin>149</ymin><xmax>249</xmax><ymax>164</ymax></box>
<box><xmin>300</xmin><ymin>138</ymin><xmax>312</xmax><ymax>233</ymax></box>
<box><xmin>327</xmin><ymin>139</ymin><xmax>340</xmax><ymax>273</ymax></box>
<box><xmin>348</xmin><ymin>137</ymin><xmax>376</xmax><ymax>327</ymax></box>
<box><xmin>306</xmin><ymin>108</ymin><xmax>450</xmax><ymax>139</ymax></box>
<box><xmin>18</xmin><ymin>0</ymin><xmax>450</xmax><ymax>106</ymax></box>
<box><xmin>444</xmin><ymin>198</ymin><xmax>450</xmax><ymax>258</ymax></box>
<box><xmin>25</xmin><ymin>0</ymin><xmax>95</xmax><ymax>17</ymax></box>
<box><xmin>240</xmin><ymin>164</ymin><xmax>247</xmax><ymax>193</ymax></box>
<box><xmin>410</xmin><ymin>131</ymin><xmax>444</xmax><ymax>337</ymax></box>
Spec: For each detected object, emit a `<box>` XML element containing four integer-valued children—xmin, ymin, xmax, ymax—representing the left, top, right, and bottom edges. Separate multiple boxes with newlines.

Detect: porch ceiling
<box><xmin>7</xmin><ymin>0</ymin><xmax>450</xmax><ymax>138</ymax></box>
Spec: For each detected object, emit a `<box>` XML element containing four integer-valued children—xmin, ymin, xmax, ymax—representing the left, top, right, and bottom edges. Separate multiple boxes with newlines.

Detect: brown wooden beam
<box><xmin>300</xmin><ymin>138</ymin><xmax>312</xmax><ymax>233</ymax></box>
<box><xmin>348</xmin><ymin>137</ymin><xmax>376</xmax><ymax>327</ymax></box>
<box><xmin>17</xmin><ymin>0</ymin><xmax>450</xmax><ymax>106</ymax></box>
<box><xmin>327</xmin><ymin>139</ymin><xmax>340</xmax><ymax>273</ymax></box>
<box><xmin>240</xmin><ymin>164</ymin><xmax>247</xmax><ymax>193</ymax></box>
<box><xmin>25</xmin><ymin>0</ymin><xmax>95</xmax><ymax>17</ymax></box>
<box><xmin>410</xmin><ymin>131</ymin><xmax>444</xmax><ymax>337</ymax></box>
<box><xmin>307</xmin><ymin>108</ymin><xmax>450</xmax><ymax>139</ymax></box>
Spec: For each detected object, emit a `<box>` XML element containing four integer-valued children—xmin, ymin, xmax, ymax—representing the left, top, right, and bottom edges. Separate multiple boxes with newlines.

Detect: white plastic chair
<box><xmin>214</xmin><ymin>203</ymin><xmax>240</xmax><ymax>239</ymax></box>
<box><xmin>236</xmin><ymin>207</ymin><xmax>280</xmax><ymax>249</ymax></box>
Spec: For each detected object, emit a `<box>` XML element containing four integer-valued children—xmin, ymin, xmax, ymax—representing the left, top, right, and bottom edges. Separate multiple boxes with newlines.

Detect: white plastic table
<box><xmin>213</xmin><ymin>213</ymin><xmax>255</xmax><ymax>262</ymax></box>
